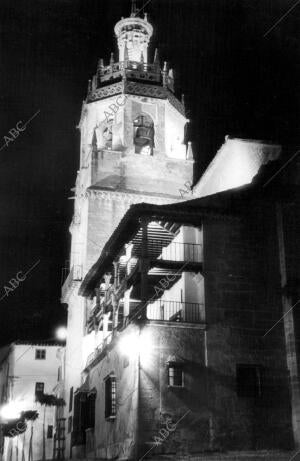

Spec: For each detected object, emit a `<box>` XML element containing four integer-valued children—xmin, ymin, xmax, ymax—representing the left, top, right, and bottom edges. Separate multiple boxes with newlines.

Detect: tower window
<box><xmin>168</xmin><ymin>363</ymin><xmax>184</xmax><ymax>387</ymax></box>
<box><xmin>236</xmin><ymin>364</ymin><xmax>262</xmax><ymax>398</ymax></box>
<box><xmin>133</xmin><ymin>114</ymin><xmax>154</xmax><ymax>155</ymax></box>
<box><xmin>104</xmin><ymin>376</ymin><xmax>116</xmax><ymax>419</ymax></box>
<box><xmin>35</xmin><ymin>349</ymin><xmax>46</xmax><ymax>360</ymax></box>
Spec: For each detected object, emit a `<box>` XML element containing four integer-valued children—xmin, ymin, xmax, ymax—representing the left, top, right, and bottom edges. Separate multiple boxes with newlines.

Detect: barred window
<box><xmin>68</xmin><ymin>416</ymin><xmax>72</xmax><ymax>433</ymax></box>
<box><xmin>105</xmin><ymin>376</ymin><xmax>116</xmax><ymax>418</ymax></box>
<box><xmin>69</xmin><ymin>387</ymin><xmax>73</xmax><ymax>412</ymax></box>
<box><xmin>35</xmin><ymin>382</ymin><xmax>44</xmax><ymax>399</ymax></box>
<box><xmin>168</xmin><ymin>363</ymin><xmax>184</xmax><ymax>387</ymax></box>
<box><xmin>47</xmin><ymin>425</ymin><xmax>53</xmax><ymax>439</ymax></box>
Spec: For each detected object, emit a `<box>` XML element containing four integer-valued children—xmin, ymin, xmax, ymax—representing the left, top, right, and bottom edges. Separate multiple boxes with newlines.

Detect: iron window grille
<box><xmin>105</xmin><ymin>376</ymin><xmax>116</xmax><ymax>419</ymax></box>
<box><xmin>168</xmin><ymin>363</ymin><xmax>184</xmax><ymax>387</ymax></box>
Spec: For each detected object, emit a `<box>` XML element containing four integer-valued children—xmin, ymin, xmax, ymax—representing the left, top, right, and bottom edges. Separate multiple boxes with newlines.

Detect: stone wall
<box><xmin>202</xmin><ymin>203</ymin><xmax>293</xmax><ymax>451</ymax></box>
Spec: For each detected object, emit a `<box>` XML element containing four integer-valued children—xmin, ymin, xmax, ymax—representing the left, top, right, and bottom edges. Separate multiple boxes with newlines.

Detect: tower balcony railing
<box><xmin>99</xmin><ymin>60</ymin><xmax>162</xmax><ymax>84</ymax></box>
<box><xmin>146</xmin><ymin>300</ymin><xmax>205</xmax><ymax>323</ymax></box>
<box><xmin>61</xmin><ymin>265</ymin><xmax>83</xmax><ymax>302</ymax></box>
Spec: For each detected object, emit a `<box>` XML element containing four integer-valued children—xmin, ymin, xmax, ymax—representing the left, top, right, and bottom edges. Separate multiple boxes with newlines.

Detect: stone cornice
<box><xmin>86</xmin><ymin>188</ymin><xmax>180</xmax><ymax>205</ymax></box>
<box><xmin>86</xmin><ymin>80</ymin><xmax>186</xmax><ymax>116</ymax></box>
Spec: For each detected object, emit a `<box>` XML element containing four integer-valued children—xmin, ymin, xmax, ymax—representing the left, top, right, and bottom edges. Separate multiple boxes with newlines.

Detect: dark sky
<box><xmin>0</xmin><ymin>0</ymin><xmax>299</xmax><ymax>345</ymax></box>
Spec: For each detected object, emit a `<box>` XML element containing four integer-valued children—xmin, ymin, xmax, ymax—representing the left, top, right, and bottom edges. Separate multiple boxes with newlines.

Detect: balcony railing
<box><xmin>61</xmin><ymin>265</ymin><xmax>83</xmax><ymax>302</ymax></box>
<box><xmin>146</xmin><ymin>300</ymin><xmax>205</xmax><ymax>323</ymax></box>
<box><xmin>99</xmin><ymin>60</ymin><xmax>161</xmax><ymax>84</ymax></box>
<box><xmin>147</xmin><ymin>240</ymin><xmax>203</xmax><ymax>263</ymax></box>
<box><xmin>85</xmin><ymin>334</ymin><xmax>112</xmax><ymax>368</ymax></box>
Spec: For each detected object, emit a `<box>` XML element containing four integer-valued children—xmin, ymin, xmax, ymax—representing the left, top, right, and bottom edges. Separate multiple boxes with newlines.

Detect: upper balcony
<box><xmin>98</xmin><ymin>61</ymin><xmax>162</xmax><ymax>85</ymax></box>
<box><xmin>61</xmin><ymin>265</ymin><xmax>83</xmax><ymax>303</ymax></box>
<box><xmin>86</xmin><ymin>58</ymin><xmax>178</xmax><ymax>106</ymax></box>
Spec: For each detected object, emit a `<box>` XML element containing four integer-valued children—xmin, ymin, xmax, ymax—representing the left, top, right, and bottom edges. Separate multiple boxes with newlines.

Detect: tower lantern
<box><xmin>114</xmin><ymin>4</ymin><xmax>153</xmax><ymax>63</ymax></box>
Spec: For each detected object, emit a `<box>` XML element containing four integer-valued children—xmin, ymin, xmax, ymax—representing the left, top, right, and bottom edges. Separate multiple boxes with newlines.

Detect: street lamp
<box><xmin>55</xmin><ymin>326</ymin><xmax>67</xmax><ymax>341</ymax></box>
<box><xmin>0</xmin><ymin>402</ymin><xmax>21</xmax><ymax>421</ymax></box>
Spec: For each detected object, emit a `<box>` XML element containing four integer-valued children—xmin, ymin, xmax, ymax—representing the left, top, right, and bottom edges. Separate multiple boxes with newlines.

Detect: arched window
<box><xmin>133</xmin><ymin>114</ymin><xmax>154</xmax><ymax>155</ymax></box>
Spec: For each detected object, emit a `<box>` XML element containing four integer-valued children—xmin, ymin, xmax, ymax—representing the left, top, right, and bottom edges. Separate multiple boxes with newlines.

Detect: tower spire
<box><xmin>131</xmin><ymin>0</ymin><xmax>138</xmax><ymax>17</ymax></box>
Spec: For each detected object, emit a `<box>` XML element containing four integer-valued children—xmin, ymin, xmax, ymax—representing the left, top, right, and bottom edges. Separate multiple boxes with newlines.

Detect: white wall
<box><xmin>193</xmin><ymin>137</ymin><xmax>281</xmax><ymax>198</ymax></box>
<box><xmin>2</xmin><ymin>344</ymin><xmax>61</xmax><ymax>461</ymax></box>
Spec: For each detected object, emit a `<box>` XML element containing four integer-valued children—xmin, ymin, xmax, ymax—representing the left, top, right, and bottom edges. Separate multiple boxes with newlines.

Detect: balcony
<box><xmin>61</xmin><ymin>265</ymin><xmax>83</xmax><ymax>303</ymax></box>
<box><xmin>85</xmin><ymin>334</ymin><xmax>112</xmax><ymax>368</ymax></box>
<box><xmin>154</xmin><ymin>240</ymin><xmax>202</xmax><ymax>263</ymax></box>
<box><xmin>146</xmin><ymin>300</ymin><xmax>205</xmax><ymax>323</ymax></box>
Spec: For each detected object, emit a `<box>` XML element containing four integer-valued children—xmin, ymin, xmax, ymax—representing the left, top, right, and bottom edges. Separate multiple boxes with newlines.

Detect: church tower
<box><xmin>61</xmin><ymin>3</ymin><xmax>193</xmax><ymax>454</ymax></box>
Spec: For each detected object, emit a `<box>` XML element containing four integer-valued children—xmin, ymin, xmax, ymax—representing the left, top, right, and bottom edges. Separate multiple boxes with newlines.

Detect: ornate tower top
<box><xmin>114</xmin><ymin>4</ymin><xmax>153</xmax><ymax>63</ymax></box>
<box><xmin>84</xmin><ymin>1</ymin><xmax>184</xmax><ymax>119</ymax></box>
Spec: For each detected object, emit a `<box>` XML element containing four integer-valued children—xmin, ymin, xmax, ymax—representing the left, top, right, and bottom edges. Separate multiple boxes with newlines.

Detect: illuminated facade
<box><xmin>61</xmin><ymin>3</ymin><xmax>300</xmax><ymax>461</ymax></box>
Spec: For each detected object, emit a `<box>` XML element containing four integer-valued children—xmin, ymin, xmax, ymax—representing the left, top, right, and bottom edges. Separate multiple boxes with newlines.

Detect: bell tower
<box><xmin>62</xmin><ymin>9</ymin><xmax>194</xmax><ymax>452</ymax></box>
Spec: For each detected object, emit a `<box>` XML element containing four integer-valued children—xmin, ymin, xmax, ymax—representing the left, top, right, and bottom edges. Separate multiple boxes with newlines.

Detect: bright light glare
<box><xmin>119</xmin><ymin>330</ymin><xmax>153</xmax><ymax>363</ymax></box>
<box><xmin>0</xmin><ymin>402</ymin><xmax>21</xmax><ymax>420</ymax></box>
<box><xmin>56</xmin><ymin>326</ymin><xmax>67</xmax><ymax>341</ymax></box>
<box><xmin>119</xmin><ymin>333</ymin><xmax>139</xmax><ymax>357</ymax></box>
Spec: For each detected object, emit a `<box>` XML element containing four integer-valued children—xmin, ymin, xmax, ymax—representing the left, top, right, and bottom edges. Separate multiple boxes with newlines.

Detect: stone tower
<box><xmin>62</xmin><ymin>3</ymin><xmax>193</xmax><ymax>454</ymax></box>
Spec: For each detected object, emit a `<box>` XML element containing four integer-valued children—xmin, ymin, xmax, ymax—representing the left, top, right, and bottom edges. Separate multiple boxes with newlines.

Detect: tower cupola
<box><xmin>114</xmin><ymin>5</ymin><xmax>153</xmax><ymax>63</ymax></box>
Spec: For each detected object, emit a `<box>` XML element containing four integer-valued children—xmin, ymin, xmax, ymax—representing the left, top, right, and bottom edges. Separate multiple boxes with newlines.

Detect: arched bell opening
<box><xmin>133</xmin><ymin>114</ymin><xmax>154</xmax><ymax>155</ymax></box>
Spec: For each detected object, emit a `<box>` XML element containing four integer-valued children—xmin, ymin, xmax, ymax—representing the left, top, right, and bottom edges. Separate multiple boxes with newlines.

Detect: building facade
<box><xmin>0</xmin><ymin>341</ymin><xmax>63</xmax><ymax>461</ymax></box>
<box><xmin>61</xmin><ymin>3</ymin><xmax>300</xmax><ymax>461</ymax></box>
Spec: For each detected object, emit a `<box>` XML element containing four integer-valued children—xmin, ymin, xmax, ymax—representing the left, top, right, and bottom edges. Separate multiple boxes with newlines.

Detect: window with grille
<box><xmin>105</xmin><ymin>376</ymin><xmax>116</xmax><ymax>419</ymax></box>
<box><xmin>47</xmin><ymin>425</ymin><xmax>53</xmax><ymax>439</ymax></box>
<box><xmin>69</xmin><ymin>387</ymin><xmax>73</xmax><ymax>412</ymax></box>
<box><xmin>35</xmin><ymin>349</ymin><xmax>46</xmax><ymax>360</ymax></box>
<box><xmin>68</xmin><ymin>416</ymin><xmax>72</xmax><ymax>433</ymax></box>
<box><xmin>168</xmin><ymin>363</ymin><xmax>184</xmax><ymax>387</ymax></box>
<box><xmin>35</xmin><ymin>382</ymin><xmax>44</xmax><ymax>399</ymax></box>
<box><xmin>236</xmin><ymin>364</ymin><xmax>262</xmax><ymax>398</ymax></box>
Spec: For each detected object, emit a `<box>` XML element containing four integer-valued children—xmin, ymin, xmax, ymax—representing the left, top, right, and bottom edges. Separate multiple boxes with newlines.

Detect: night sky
<box><xmin>0</xmin><ymin>0</ymin><xmax>299</xmax><ymax>345</ymax></box>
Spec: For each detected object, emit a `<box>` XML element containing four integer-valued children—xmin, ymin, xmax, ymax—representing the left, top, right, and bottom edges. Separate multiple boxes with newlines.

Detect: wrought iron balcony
<box><xmin>146</xmin><ymin>300</ymin><xmax>205</xmax><ymax>323</ymax></box>
<box><xmin>85</xmin><ymin>334</ymin><xmax>112</xmax><ymax>369</ymax></box>
<box><xmin>156</xmin><ymin>240</ymin><xmax>202</xmax><ymax>263</ymax></box>
<box><xmin>131</xmin><ymin>239</ymin><xmax>202</xmax><ymax>263</ymax></box>
<box><xmin>61</xmin><ymin>265</ymin><xmax>83</xmax><ymax>303</ymax></box>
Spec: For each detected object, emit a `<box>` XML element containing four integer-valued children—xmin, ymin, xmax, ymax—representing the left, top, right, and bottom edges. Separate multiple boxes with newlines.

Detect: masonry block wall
<box><xmin>137</xmin><ymin>323</ymin><xmax>208</xmax><ymax>458</ymax></box>
<box><xmin>203</xmin><ymin>203</ymin><xmax>293</xmax><ymax>451</ymax></box>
